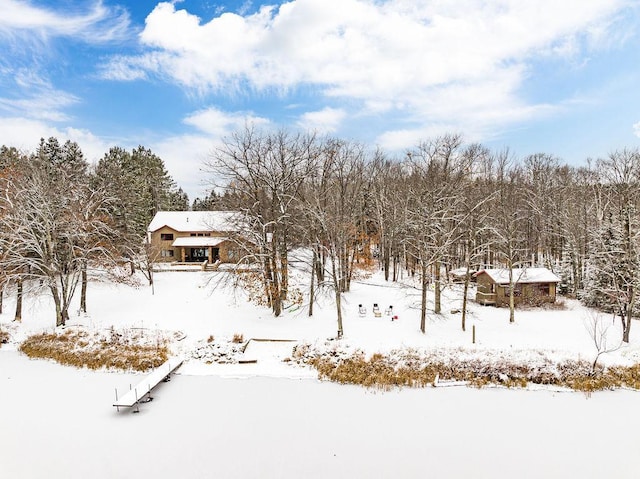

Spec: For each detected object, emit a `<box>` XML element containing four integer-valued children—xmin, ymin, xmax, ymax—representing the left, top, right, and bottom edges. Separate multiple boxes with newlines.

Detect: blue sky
<box><xmin>1</xmin><ymin>0</ymin><xmax>640</xmax><ymax>200</ymax></box>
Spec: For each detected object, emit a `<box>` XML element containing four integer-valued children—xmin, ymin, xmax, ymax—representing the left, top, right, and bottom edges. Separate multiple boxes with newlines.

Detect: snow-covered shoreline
<box><xmin>3</xmin><ymin>270</ymin><xmax>640</xmax><ymax>476</ymax></box>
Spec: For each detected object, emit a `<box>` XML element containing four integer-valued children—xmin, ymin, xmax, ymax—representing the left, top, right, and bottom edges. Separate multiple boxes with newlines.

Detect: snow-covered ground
<box><xmin>2</xmin><ymin>269</ymin><xmax>639</xmax><ymax>369</ymax></box>
<box><xmin>1</xmin><ymin>269</ymin><xmax>640</xmax><ymax>478</ymax></box>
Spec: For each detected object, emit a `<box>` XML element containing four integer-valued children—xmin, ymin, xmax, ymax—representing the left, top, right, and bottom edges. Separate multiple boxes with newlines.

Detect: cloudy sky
<box><xmin>1</xmin><ymin>0</ymin><xmax>639</xmax><ymax>199</ymax></box>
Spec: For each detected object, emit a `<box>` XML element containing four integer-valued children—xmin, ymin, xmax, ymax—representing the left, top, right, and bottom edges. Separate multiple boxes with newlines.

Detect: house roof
<box><xmin>148</xmin><ymin>211</ymin><xmax>240</xmax><ymax>233</ymax></box>
<box><xmin>171</xmin><ymin>237</ymin><xmax>230</xmax><ymax>247</ymax></box>
<box><xmin>473</xmin><ymin>268</ymin><xmax>561</xmax><ymax>284</ymax></box>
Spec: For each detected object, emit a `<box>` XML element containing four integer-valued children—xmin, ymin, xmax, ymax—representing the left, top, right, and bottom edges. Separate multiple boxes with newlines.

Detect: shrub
<box><xmin>232</xmin><ymin>333</ymin><xmax>244</xmax><ymax>344</ymax></box>
<box><xmin>19</xmin><ymin>329</ymin><xmax>169</xmax><ymax>372</ymax></box>
<box><xmin>517</xmin><ymin>296</ymin><xmax>567</xmax><ymax>310</ymax></box>
<box><xmin>297</xmin><ymin>344</ymin><xmax>640</xmax><ymax>393</ymax></box>
<box><xmin>0</xmin><ymin>328</ymin><xmax>9</xmax><ymax>346</ymax></box>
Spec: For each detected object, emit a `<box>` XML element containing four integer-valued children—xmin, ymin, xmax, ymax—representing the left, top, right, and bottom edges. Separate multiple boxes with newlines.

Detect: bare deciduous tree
<box><xmin>207</xmin><ymin>126</ymin><xmax>317</xmax><ymax>317</ymax></box>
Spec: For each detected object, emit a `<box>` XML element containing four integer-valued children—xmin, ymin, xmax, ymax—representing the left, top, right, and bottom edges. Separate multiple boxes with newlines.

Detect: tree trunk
<box><xmin>434</xmin><ymin>259</ymin><xmax>441</xmax><ymax>314</ymax></box>
<box><xmin>461</xmin><ymin>263</ymin><xmax>471</xmax><ymax>332</ymax></box>
<box><xmin>270</xmin><ymin>241</ymin><xmax>282</xmax><ymax>317</ymax></box>
<box><xmin>332</xmin><ymin>253</ymin><xmax>344</xmax><ymax>338</ymax></box>
<box><xmin>14</xmin><ymin>278</ymin><xmax>22</xmax><ymax>322</ymax></box>
<box><xmin>62</xmin><ymin>307</ymin><xmax>70</xmax><ymax>325</ymax></box>
<box><xmin>623</xmin><ymin>289</ymin><xmax>635</xmax><ymax>343</ymax></box>
<box><xmin>315</xmin><ymin>245</ymin><xmax>326</xmax><ymax>283</ymax></box>
<box><xmin>393</xmin><ymin>252</ymin><xmax>398</xmax><ymax>282</ymax></box>
<box><xmin>308</xmin><ymin>250</ymin><xmax>315</xmax><ymax>317</ymax></box>
<box><xmin>383</xmin><ymin>241</ymin><xmax>390</xmax><ymax>281</ymax></box>
<box><xmin>335</xmin><ymin>288</ymin><xmax>344</xmax><ymax>339</ymax></box>
<box><xmin>279</xmin><ymin>234</ymin><xmax>289</xmax><ymax>302</ymax></box>
<box><xmin>80</xmin><ymin>265</ymin><xmax>87</xmax><ymax>313</ymax></box>
<box><xmin>150</xmin><ymin>266</ymin><xmax>155</xmax><ymax>295</ymax></box>
<box><xmin>508</xmin><ymin>267</ymin><xmax>515</xmax><ymax>323</ymax></box>
<box><xmin>420</xmin><ymin>260</ymin><xmax>428</xmax><ymax>334</ymax></box>
<box><xmin>50</xmin><ymin>284</ymin><xmax>64</xmax><ymax>327</ymax></box>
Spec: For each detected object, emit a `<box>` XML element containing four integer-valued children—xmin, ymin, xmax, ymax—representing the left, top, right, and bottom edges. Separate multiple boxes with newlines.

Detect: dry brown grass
<box><xmin>232</xmin><ymin>333</ymin><xmax>244</xmax><ymax>344</ymax></box>
<box><xmin>0</xmin><ymin>328</ymin><xmax>9</xmax><ymax>346</ymax></box>
<box><xmin>19</xmin><ymin>329</ymin><xmax>169</xmax><ymax>372</ymax></box>
<box><xmin>301</xmin><ymin>348</ymin><xmax>640</xmax><ymax>393</ymax></box>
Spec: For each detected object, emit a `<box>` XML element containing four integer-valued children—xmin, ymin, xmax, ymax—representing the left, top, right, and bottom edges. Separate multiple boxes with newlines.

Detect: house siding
<box><xmin>150</xmin><ymin>225</ymin><xmax>237</xmax><ymax>264</ymax></box>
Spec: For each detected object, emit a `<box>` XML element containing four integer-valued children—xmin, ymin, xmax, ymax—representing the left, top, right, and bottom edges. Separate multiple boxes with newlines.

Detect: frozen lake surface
<box><xmin>2</xmin><ymin>351</ymin><xmax>639</xmax><ymax>479</ymax></box>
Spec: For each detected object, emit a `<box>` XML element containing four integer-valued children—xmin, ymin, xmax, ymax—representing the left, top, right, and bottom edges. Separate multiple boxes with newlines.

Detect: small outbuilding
<box><xmin>473</xmin><ymin>268</ymin><xmax>561</xmax><ymax>306</ymax></box>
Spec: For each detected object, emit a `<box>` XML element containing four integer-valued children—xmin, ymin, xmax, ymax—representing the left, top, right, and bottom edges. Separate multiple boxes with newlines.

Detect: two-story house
<box><xmin>148</xmin><ymin>211</ymin><xmax>242</xmax><ymax>264</ymax></box>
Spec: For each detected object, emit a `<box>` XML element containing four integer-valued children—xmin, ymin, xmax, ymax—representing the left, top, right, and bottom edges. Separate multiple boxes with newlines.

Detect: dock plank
<box><xmin>113</xmin><ymin>358</ymin><xmax>183</xmax><ymax>408</ymax></box>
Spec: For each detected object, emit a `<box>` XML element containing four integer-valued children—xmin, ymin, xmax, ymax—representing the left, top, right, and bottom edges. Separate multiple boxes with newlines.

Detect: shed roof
<box><xmin>148</xmin><ymin>211</ymin><xmax>240</xmax><ymax>233</ymax></box>
<box><xmin>473</xmin><ymin>268</ymin><xmax>560</xmax><ymax>284</ymax></box>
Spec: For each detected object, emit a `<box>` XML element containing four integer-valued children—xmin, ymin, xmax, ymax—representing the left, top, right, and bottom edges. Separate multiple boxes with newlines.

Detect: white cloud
<box><xmin>147</xmin><ymin>107</ymin><xmax>274</xmax><ymax>199</ymax></box>
<box><xmin>97</xmin><ymin>56</ymin><xmax>149</xmax><ymax>81</ymax></box>
<box><xmin>183</xmin><ymin>107</ymin><xmax>270</xmax><ymax>136</ymax></box>
<box><xmin>0</xmin><ymin>117</ymin><xmax>110</xmax><ymax>164</ymax></box>
<box><xmin>114</xmin><ymin>0</ymin><xmax>625</xmax><ymax>97</ymax></box>
<box><xmin>0</xmin><ymin>0</ymin><xmax>130</xmax><ymax>43</ymax></box>
<box><xmin>297</xmin><ymin>107</ymin><xmax>346</xmax><ymax>133</ymax></box>
<box><xmin>0</xmin><ymin>69</ymin><xmax>79</xmax><ymax>122</ymax></box>
<box><xmin>634</xmin><ymin>121</ymin><xmax>640</xmax><ymax>138</ymax></box>
<box><xmin>152</xmin><ymin>133</ymin><xmax>218</xmax><ymax>200</ymax></box>
<box><xmin>100</xmin><ymin>0</ymin><xmax>629</xmax><ymax>150</ymax></box>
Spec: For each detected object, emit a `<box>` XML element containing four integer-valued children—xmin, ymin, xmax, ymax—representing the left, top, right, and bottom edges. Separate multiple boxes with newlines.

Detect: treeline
<box><xmin>1</xmin><ymin>131</ymin><xmax>638</xmax><ymax>342</ymax></box>
<box><xmin>0</xmin><ymin>137</ymin><xmax>187</xmax><ymax>326</ymax></box>
<box><xmin>207</xmin><ymin>127</ymin><xmax>640</xmax><ymax>340</ymax></box>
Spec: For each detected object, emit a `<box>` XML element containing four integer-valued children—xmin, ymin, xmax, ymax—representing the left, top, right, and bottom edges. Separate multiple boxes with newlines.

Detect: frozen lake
<box><xmin>2</xmin><ymin>351</ymin><xmax>639</xmax><ymax>479</ymax></box>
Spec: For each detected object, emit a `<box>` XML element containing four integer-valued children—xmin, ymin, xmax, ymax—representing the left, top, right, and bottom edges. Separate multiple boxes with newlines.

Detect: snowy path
<box><xmin>1</xmin><ymin>351</ymin><xmax>640</xmax><ymax>479</ymax></box>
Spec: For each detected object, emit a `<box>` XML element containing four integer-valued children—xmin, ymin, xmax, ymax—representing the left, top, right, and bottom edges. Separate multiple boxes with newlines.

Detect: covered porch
<box><xmin>171</xmin><ymin>237</ymin><xmax>228</xmax><ymax>263</ymax></box>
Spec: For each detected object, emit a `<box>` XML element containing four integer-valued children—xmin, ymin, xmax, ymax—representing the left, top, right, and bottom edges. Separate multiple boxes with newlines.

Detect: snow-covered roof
<box><xmin>171</xmin><ymin>237</ymin><xmax>230</xmax><ymax>247</ymax></box>
<box><xmin>473</xmin><ymin>268</ymin><xmax>560</xmax><ymax>284</ymax></box>
<box><xmin>148</xmin><ymin>211</ymin><xmax>240</xmax><ymax>233</ymax></box>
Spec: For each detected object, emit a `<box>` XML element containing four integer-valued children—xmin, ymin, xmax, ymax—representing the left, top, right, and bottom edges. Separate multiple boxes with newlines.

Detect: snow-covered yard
<box><xmin>3</xmin><ymin>269</ymin><xmax>639</xmax><ymax>370</ymax></box>
<box><xmin>1</xmin><ymin>269</ymin><xmax>640</xmax><ymax>478</ymax></box>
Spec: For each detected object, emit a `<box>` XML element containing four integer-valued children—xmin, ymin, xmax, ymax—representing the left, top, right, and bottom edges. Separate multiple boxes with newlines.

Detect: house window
<box><xmin>504</xmin><ymin>285</ymin><xmax>522</xmax><ymax>296</ymax></box>
<box><xmin>205</xmin><ymin>233</ymin><xmax>211</xmax><ymax>237</ymax></box>
<box><xmin>161</xmin><ymin>250</ymin><xmax>174</xmax><ymax>257</ymax></box>
<box><xmin>160</xmin><ymin>233</ymin><xmax>174</xmax><ymax>241</ymax></box>
<box><xmin>536</xmin><ymin>284</ymin><xmax>550</xmax><ymax>295</ymax></box>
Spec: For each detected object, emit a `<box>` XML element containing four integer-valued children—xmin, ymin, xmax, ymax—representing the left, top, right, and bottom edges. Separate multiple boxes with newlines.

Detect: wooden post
<box><xmin>472</xmin><ymin>324</ymin><xmax>476</xmax><ymax>344</ymax></box>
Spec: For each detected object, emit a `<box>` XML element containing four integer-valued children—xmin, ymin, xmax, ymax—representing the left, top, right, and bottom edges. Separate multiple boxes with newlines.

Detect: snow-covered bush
<box><xmin>19</xmin><ymin>328</ymin><xmax>170</xmax><ymax>371</ymax></box>
<box><xmin>294</xmin><ymin>343</ymin><xmax>640</xmax><ymax>392</ymax></box>
<box><xmin>191</xmin><ymin>336</ymin><xmax>247</xmax><ymax>364</ymax></box>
